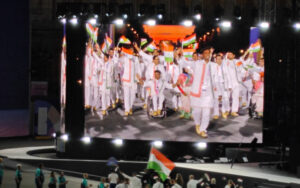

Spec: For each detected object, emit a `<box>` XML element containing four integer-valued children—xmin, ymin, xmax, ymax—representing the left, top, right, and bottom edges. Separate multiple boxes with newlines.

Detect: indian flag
<box><xmin>163</xmin><ymin>43</ymin><xmax>174</xmax><ymax>63</ymax></box>
<box><xmin>141</xmin><ymin>38</ymin><xmax>147</xmax><ymax>47</ymax></box>
<box><xmin>249</xmin><ymin>40</ymin><xmax>261</xmax><ymax>53</ymax></box>
<box><xmin>121</xmin><ymin>47</ymin><xmax>133</xmax><ymax>57</ymax></box>
<box><xmin>183</xmin><ymin>49</ymin><xmax>195</xmax><ymax>60</ymax></box>
<box><xmin>102</xmin><ymin>35</ymin><xmax>112</xmax><ymax>53</ymax></box>
<box><xmin>119</xmin><ymin>35</ymin><xmax>131</xmax><ymax>44</ymax></box>
<box><xmin>146</xmin><ymin>41</ymin><xmax>157</xmax><ymax>52</ymax></box>
<box><xmin>86</xmin><ymin>23</ymin><xmax>98</xmax><ymax>43</ymax></box>
<box><xmin>182</xmin><ymin>33</ymin><xmax>196</xmax><ymax>47</ymax></box>
<box><xmin>147</xmin><ymin>147</ymin><xmax>175</xmax><ymax>181</ymax></box>
<box><xmin>192</xmin><ymin>42</ymin><xmax>198</xmax><ymax>50</ymax></box>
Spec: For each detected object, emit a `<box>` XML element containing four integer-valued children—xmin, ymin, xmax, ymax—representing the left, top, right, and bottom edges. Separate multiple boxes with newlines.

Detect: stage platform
<box><xmin>0</xmin><ymin>145</ymin><xmax>299</xmax><ymax>187</ymax></box>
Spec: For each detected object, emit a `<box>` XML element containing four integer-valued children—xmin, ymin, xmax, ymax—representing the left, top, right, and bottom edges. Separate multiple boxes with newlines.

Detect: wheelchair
<box><xmin>146</xmin><ymin>96</ymin><xmax>167</xmax><ymax>119</ymax></box>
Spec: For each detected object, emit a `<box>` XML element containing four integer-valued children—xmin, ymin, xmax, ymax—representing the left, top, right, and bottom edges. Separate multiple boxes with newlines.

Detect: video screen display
<box><xmin>75</xmin><ymin>24</ymin><xmax>264</xmax><ymax>143</ymax></box>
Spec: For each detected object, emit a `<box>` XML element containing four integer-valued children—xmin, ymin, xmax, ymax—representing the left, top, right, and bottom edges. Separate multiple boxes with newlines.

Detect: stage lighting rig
<box><xmin>113</xmin><ymin>139</ymin><xmax>123</xmax><ymax>146</ymax></box>
<box><xmin>81</xmin><ymin>136</ymin><xmax>91</xmax><ymax>144</ymax></box>
<box><xmin>70</xmin><ymin>16</ymin><xmax>78</xmax><ymax>25</ymax></box>
<box><xmin>152</xmin><ymin>141</ymin><xmax>163</xmax><ymax>148</ymax></box>
<box><xmin>145</xmin><ymin>19</ymin><xmax>156</xmax><ymax>26</ymax></box>
<box><xmin>182</xmin><ymin>20</ymin><xmax>193</xmax><ymax>27</ymax></box>
<box><xmin>220</xmin><ymin>20</ymin><xmax>231</xmax><ymax>28</ymax></box>
<box><xmin>259</xmin><ymin>21</ymin><xmax>270</xmax><ymax>29</ymax></box>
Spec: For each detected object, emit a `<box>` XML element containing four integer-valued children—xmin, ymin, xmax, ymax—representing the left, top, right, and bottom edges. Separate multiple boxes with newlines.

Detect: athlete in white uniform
<box><xmin>189</xmin><ymin>48</ymin><xmax>215</xmax><ymax>138</ymax></box>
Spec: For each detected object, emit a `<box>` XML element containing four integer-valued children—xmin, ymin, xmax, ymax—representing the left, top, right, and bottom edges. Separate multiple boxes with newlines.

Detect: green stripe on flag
<box><xmin>165</xmin><ymin>57</ymin><xmax>173</xmax><ymax>62</ymax></box>
<box><xmin>147</xmin><ymin>161</ymin><xmax>168</xmax><ymax>181</ymax></box>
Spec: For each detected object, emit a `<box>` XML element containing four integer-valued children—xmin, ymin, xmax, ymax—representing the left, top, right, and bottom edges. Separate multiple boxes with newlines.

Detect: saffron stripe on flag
<box><xmin>150</xmin><ymin>148</ymin><xmax>175</xmax><ymax>170</ymax></box>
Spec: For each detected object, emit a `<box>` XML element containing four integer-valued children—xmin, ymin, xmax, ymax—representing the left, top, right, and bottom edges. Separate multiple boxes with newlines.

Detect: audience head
<box><xmin>211</xmin><ymin>178</ymin><xmax>216</xmax><ymax>184</ymax></box>
<box><xmin>153</xmin><ymin>55</ymin><xmax>160</xmax><ymax>65</ymax></box>
<box><xmin>189</xmin><ymin>174</ymin><xmax>194</xmax><ymax>180</ymax></box>
<box><xmin>38</xmin><ymin>163</ymin><xmax>43</xmax><ymax>169</ymax></box>
<box><xmin>16</xmin><ymin>164</ymin><xmax>22</xmax><ymax>170</ymax></box>
<box><xmin>154</xmin><ymin>70</ymin><xmax>161</xmax><ymax>79</ymax></box>
<box><xmin>192</xmin><ymin>52</ymin><xmax>198</xmax><ymax>61</ymax></box>
<box><xmin>83</xmin><ymin>173</ymin><xmax>88</xmax><ymax>179</ymax></box>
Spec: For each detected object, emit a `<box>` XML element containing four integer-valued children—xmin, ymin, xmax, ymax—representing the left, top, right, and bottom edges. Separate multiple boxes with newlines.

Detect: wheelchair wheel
<box><xmin>146</xmin><ymin>97</ymin><xmax>153</xmax><ymax>119</ymax></box>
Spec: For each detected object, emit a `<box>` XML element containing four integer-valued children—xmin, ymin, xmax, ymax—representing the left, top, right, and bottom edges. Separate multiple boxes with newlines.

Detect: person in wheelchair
<box><xmin>144</xmin><ymin>70</ymin><xmax>176</xmax><ymax>116</ymax></box>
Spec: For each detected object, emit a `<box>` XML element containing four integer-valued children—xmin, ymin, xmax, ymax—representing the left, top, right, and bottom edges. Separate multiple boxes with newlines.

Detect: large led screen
<box><xmin>72</xmin><ymin>24</ymin><xmax>264</xmax><ymax>143</ymax></box>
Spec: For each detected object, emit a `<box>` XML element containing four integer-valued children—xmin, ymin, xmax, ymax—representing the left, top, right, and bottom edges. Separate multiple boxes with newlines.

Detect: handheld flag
<box><xmin>141</xmin><ymin>38</ymin><xmax>148</xmax><ymax>47</ymax></box>
<box><xmin>86</xmin><ymin>23</ymin><xmax>98</xmax><ymax>43</ymax></box>
<box><xmin>121</xmin><ymin>47</ymin><xmax>133</xmax><ymax>57</ymax></box>
<box><xmin>102</xmin><ymin>35</ymin><xmax>113</xmax><ymax>53</ymax></box>
<box><xmin>118</xmin><ymin>35</ymin><xmax>131</xmax><ymax>45</ymax></box>
<box><xmin>146</xmin><ymin>41</ymin><xmax>157</xmax><ymax>52</ymax></box>
<box><xmin>163</xmin><ymin>42</ymin><xmax>174</xmax><ymax>63</ymax></box>
<box><xmin>182</xmin><ymin>33</ymin><xmax>196</xmax><ymax>47</ymax></box>
<box><xmin>249</xmin><ymin>27</ymin><xmax>261</xmax><ymax>64</ymax></box>
<box><xmin>183</xmin><ymin>49</ymin><xmax>195</xmax><ymax>60</ymax></box>
<box><xmin>192</xmin><ymin>42</ymin><xmax>198</xmax><ymax>50</ymax></box>
<box><xmin>147</xmin><ymin>147</ymin><xmax>175</xmax><ymax>181</ymax></box>
<box><xmin>107</xmin><ymin>157</ymin><xmax>118</xmax><ymax>166</ymax></box>
<box><xmin>249</xmin><ymin>40</ymin><xmax>261</xmax><ymax>53</ymax></box>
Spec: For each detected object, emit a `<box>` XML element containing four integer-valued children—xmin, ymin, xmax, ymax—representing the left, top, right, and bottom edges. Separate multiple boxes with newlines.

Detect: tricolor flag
<box><xmin>183</xmin><ymin>49</ymin><xmax>195</xmax><ymax>60</ymax></box>
<box><xmin>141</xmin><ymin>38</ymin><xmax>148</xmax><ymax>47</ymax></box>
<box><xmin>162</xmin><ymin>42</ymin><xmax>174</xmax><ymax>63</ymax></box>
<box><xmin>86</xmin><ymin>23</ymin><xmax>98</xmax><ymax>43</ymax></box>
<box><xmin>249</xmin><ymin>40</ymin><xmax>261</xmax><ymax>53</ymax></box>
<box><xmin>192</xmin><ymin>42</ymin><xmax>198</xmax><ymax>50</ymax></box>
<box><xmin>102</xmin><ymin>35</ymin><xmax>113</xmax><ymax>53</ymax></box>
<box><xmin>249</xmin><ymin>27</ymin><xmax>261</xmax><ymax>64</ymax></box>
<box><xmin>121</xmin><ymin>47</ymin><xmax>133</xmax><ymax>57</ymax></box>
<box><xmin>147</xmin><ymin>147</ymin><xmax>175</xmax><ymax>181</ymax></box>
<box><xmin>182</xmin><ymin>33</ymin><xmax>196</xmax><ymax>47</ymax></box>
<box><xmin>118</xmin><ymin>35</ymin><xmax>131</xmax><ymax>45</ymax></box>
<box><xmin>146</xmin><ymin>41</ymin><xmax>157</xmax><ymax>52</ymax></box>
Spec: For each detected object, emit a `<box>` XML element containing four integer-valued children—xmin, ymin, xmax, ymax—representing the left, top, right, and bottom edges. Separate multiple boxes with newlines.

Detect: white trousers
<box><xmin>123</xmin><ymin>85</ymin><xmax>136</xmax><ymax>112</ymax></box>
<box><xmin>85</xmin><ymin>82</ymin><xmax>90</xmax><ymax>106</ymax></box>
<box><xmin>152</xmin><ymin>94</ymin><xmax>165</xmax><ymax>111</ymax></box>
<box><xmin>241</xmin><ymin>81</ymin><xmax>252</xmax><ymax>107</ymax></box>
<box><xmin>213</xmin><ymin>83</ymin><xmax>230</xmax><ymax>115</ymax></box>
<box><xmin>171</xmin><ymin>94</ymin><xmax>182</xmax><ymax>109</ymax></box>
<box><xmin>192</xmin><ymin>107</ymin><xmax>211</xmax><ymax>132</ymax></box>
<box><xmin>228</xmin><ymin>86</ymin><xmax>240</xmax><ymax>113</ymax></box>
<box><xmin>100</xmin><ymin>86</ymin><xmax>111</xmax><ymax>111</ymax></box>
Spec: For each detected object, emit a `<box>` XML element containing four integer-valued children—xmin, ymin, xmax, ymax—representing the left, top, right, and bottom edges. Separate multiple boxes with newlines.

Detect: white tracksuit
<box><xmin>222</xmin><ymin>58</ymin><xmax>241</xmax><ymax>113</ymax></box>
<box><xmin>211</xmin><ymin>62</ymin><xmax>229</xmax><ymax>116</ymax></box>
<box><xmin>166</xmin><ymin>62</ymin><xmax>181</xmax><ymax>109</ymax></box>
<box><xmin>121</xmin><ymin>55</ymin><xmax>141</xmax><ymax>113</ymax></box>
<box><xmin>190</xmin><ymin>60</ymin><xmax>214</xmax><ymax>132</ymax></box>
<box><xmin>93</xmin><ymin>54</ymin><xmax>114</xmax><ymax>111</ymax></box>
<box><xmin>144</xmin><ymin>78</ymin><xmax>172</xmax><ymax>111</ymax></box>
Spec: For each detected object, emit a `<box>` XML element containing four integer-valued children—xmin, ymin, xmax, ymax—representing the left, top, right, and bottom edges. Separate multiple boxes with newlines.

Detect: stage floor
<box><xmin>85</xmin><ymin>94</ymin><xmax>262</xmax><ymax>143</ymax></box>
<box><xmin>0</xmin><ymin>146</ymin><xmax>299</xmax><ymax>185</ymax></box>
